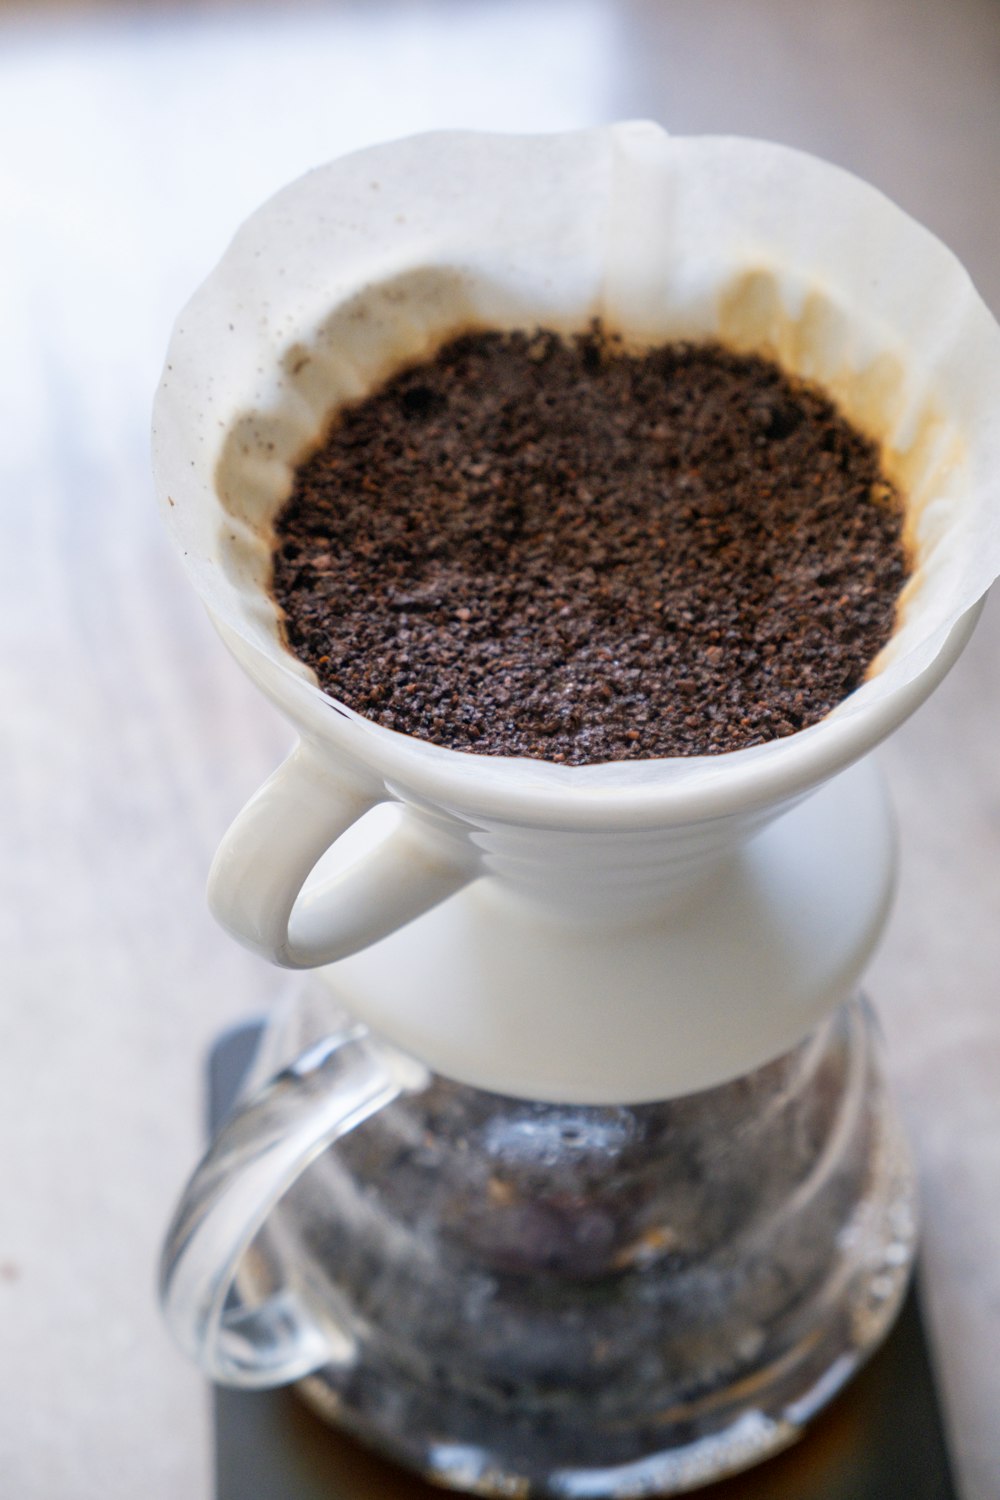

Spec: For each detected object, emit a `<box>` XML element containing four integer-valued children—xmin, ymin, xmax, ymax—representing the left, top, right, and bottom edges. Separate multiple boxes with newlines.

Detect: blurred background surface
<box><xmin>1</xmin><ymin>2</ymin><xmax>999</xmax><ymax>1497</ymax></box>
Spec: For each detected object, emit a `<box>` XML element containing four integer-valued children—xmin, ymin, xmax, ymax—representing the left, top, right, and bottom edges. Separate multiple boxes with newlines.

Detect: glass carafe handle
<box><xmin>159</xmin><ymin>1025</ymin><xmax>427</xmax><ymax>1388</ymax></box>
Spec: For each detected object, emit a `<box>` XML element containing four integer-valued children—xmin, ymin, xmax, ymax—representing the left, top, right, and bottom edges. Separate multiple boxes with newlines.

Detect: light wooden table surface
<box><xmin>2</xmin><ymin>3</ymin><xmax>999</xmax><ymax>1497</ymax></box>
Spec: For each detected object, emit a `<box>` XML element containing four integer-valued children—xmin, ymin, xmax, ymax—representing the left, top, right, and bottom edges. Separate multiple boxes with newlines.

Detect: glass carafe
<box><xmin>163</xmin><ymin>983</ymin><xmax>913</xmax><ymax>1495</ymax></box>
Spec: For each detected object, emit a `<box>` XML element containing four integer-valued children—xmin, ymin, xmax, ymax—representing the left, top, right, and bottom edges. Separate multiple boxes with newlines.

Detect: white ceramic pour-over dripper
<box><xmin>155</xmin><ymin>125</ymin><xmax>1000</xmax><ymax>1396</ymax></box>
<box><xmin>154</xmin><ymin>123</ymin><xmax>1000</xmax><ymax>1104</ymax></box>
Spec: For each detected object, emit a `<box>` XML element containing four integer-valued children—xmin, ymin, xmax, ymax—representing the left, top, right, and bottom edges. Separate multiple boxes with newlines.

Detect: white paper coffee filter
<box><xmin>153</xmin><ymin>123</ymin><xmax>1000</xmax><ymax>794</ymax></box>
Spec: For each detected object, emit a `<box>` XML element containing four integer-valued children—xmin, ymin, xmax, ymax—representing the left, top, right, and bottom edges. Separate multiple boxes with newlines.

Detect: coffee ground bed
<box><xmin>271</xmin><ymin>328</ymin><xmax>908</xmax><ymax>763</ymax></box>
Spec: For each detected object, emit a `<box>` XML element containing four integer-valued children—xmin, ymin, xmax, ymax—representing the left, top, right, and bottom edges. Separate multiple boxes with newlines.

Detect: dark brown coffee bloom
<box><xmin>272</xmin><ymin>328</ymin><xmax>908</xmax><ymax>763</ymax></box>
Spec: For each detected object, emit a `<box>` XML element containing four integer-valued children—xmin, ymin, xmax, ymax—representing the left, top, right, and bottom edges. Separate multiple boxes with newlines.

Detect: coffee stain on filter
<box><xmin>718</xmin><ymin>267</ymin><xmax>967</xmax><ymax>677</ymax></box>
<box><xmin>214</xmin><ymin>262</ymin><xmax>591</xmax><ymax>612</ymax></box>
<box><xmin>214</xmin><ymin>257</ymin><xmax>966</xmax><ymax>695</ymax></box>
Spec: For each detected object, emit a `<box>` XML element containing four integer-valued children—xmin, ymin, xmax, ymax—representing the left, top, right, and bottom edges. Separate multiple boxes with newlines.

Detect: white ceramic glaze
<box><xmin>208</xmin><ymin>619</ymin><xmax>977</xmax><ymax>1102</ymax></box>
<box><xmin>153</xmin><ymin>124</ymin><xmax>998</xmax><ymax>1101</ymax></box>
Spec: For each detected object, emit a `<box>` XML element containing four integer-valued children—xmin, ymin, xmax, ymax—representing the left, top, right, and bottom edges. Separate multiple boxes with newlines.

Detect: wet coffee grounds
<box><xmin>272</xmin><ymin>328</ymin><xmax>909</xmax><ymax>762</ymax></box>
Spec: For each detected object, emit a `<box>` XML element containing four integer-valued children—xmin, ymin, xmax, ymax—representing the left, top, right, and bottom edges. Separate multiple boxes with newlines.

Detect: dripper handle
<box><xmin>159</xmin><ymin>1025</ymin><xmax>428</xmax><ymax>1387</ymax></box>
<box><xmin>208</xmin><ymin>740</ymin><xmax>477</xmax><ymax>967</ymax></box>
